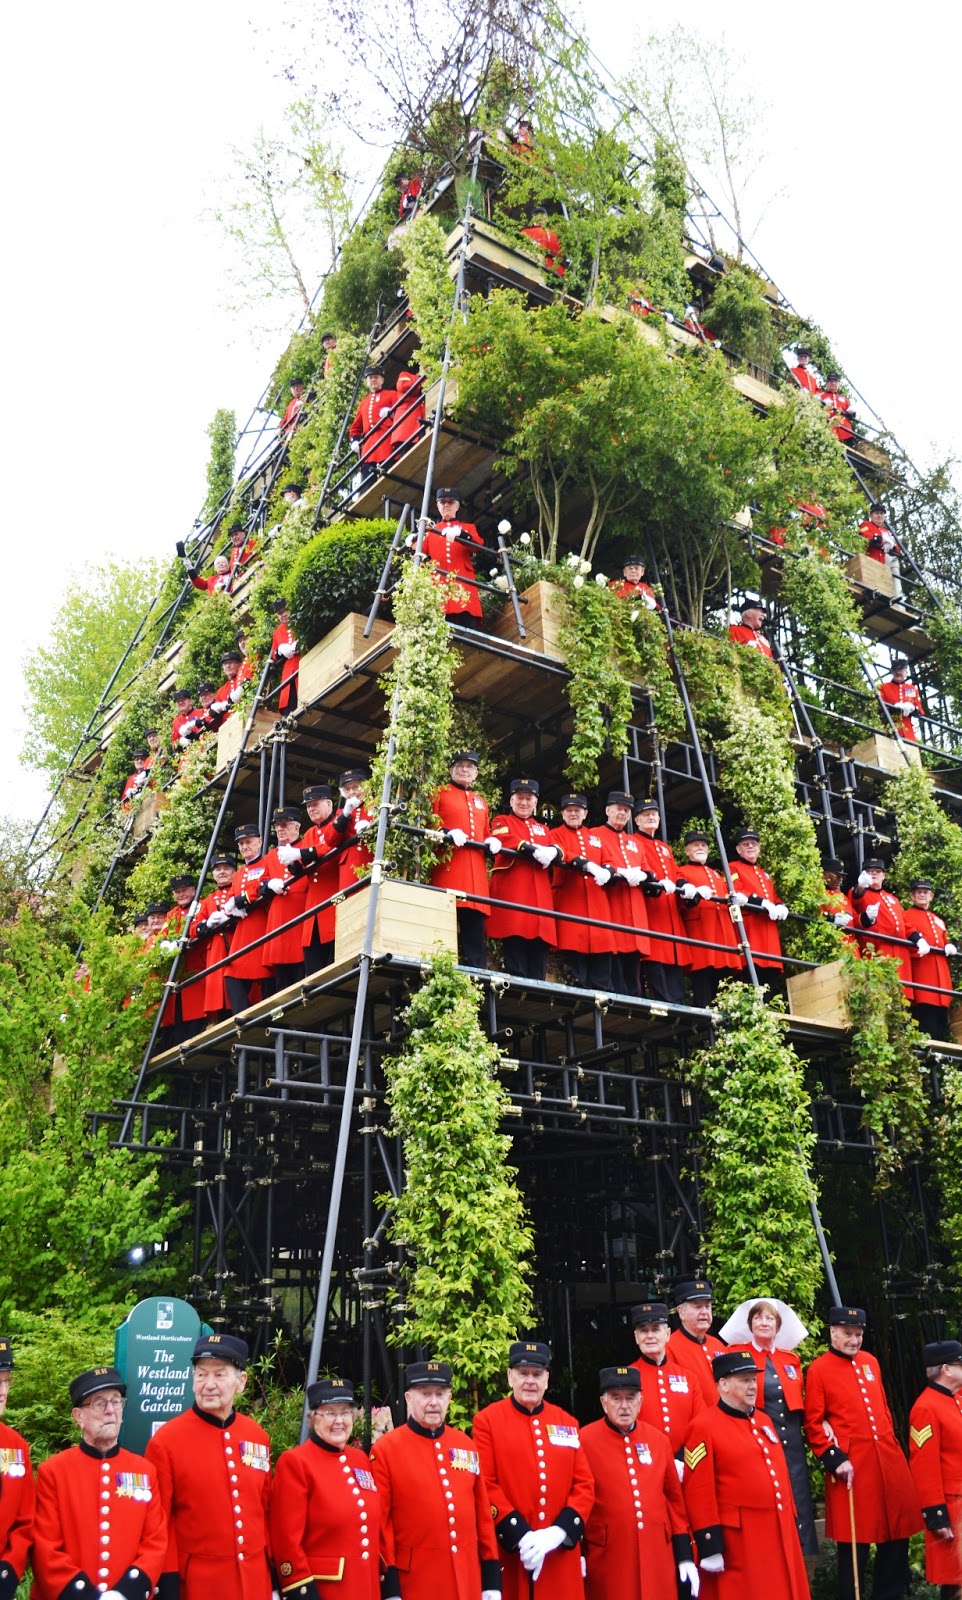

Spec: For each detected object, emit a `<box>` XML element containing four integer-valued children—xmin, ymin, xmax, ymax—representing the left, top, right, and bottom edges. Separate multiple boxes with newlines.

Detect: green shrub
<box><xmin>286</xmin><ymin>520</ymin><xmax>397</xmax><ymax>650</ymax></box>
<box><xmin>178</xmin><ymin>591</ymin><xmax>240</xmax><ymax>689</ymax></box>
<box><xmin>705</xmin><ymin>265</ymin><xmax>779</xmax><ymax>371</ymax></box>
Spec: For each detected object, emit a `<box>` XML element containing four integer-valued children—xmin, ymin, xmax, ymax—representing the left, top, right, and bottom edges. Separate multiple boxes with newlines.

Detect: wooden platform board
<box><xmin>343</xmin><ymin>424</ymin><xmax>497</xmax><ymax>522</ymax></box>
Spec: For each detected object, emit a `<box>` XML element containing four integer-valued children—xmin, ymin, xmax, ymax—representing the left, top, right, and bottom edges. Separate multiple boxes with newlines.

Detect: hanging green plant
<box><xmin>123</xmin><ymin>745</ymin><xmax>221</xmax><ymax>914</ymax></box>
<box><xmin>284</xmin><ymin>332</ymin><xmax>369</xmax><ymax>510</ymax></box>
<box><xmin>777</xmin><ymin>538</ymin><xmax>878</xmax><ymax>725</ymax></box>
<box><xmin>842</xmin><ymin>948</ymin><xmax>928</xmax><ymax>1190</ymax></box>
<box><xmin>391</xmin><ymin>213</ymin><xmax>452</xmax><ymax>382</ymax></box>
<box><xmin>370</xmin><ymin>563</ymin><xmax>458</xmax><ymax>881</ymax></box>
<box><xmin>926</xmin><ymin>600</ymin><xmax>962</xmax><ymax>725</ymax></box>
<box><xmin>932</xmin><ymin>1059</ymin><xmax>962</xmax><ymax>1312</ymax></box>
<box><xmin>683</xmin><ymin>979</ymin><xmax>824</xmax><ymax>1321</ymax></box>
<box><xmin>556</xmin><ymin>573</ymin><xmax>637</xmax><ymax>792</ymax></box>
<box><xmin>382</xmin><ymin>952</ymin><xmax>534</xmax><ymax>1422</ymax></box>
<box><xmin>672</xmin><ymin>629</ymin><xmax>792</xmax><ymax>735</ymax></box>
<box><xmin>882</xmin><ymin>764</ymin><xmax>962</xmax><ymax>933</ymax></box>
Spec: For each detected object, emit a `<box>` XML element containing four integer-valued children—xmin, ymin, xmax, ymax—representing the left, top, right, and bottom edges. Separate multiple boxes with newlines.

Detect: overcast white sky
<box><xmin>2</xmin><ymin>1</ymin><xmax>959</xmax><ymax>823</ymax></box>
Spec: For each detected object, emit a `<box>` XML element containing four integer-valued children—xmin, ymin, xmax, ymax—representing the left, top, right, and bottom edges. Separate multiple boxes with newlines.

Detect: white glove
<box><xmin>834</xmin><ymin>911</ymin><xmax>853</xmax><ymax>927</ymax></box>
<box><xmin>700</xmin><ymin>1553</ymin><xmax>725</xmax><ymax>1573</ymax></box>
<box><xmin>857</xmin><ymin>870</ymin><xmax>871</xmax><ymax>888</ymax></box>
<box><xmin>232</xmin><ymin>906</ymin><xmax>249</xmax><ymax>919</ymax></box>
<box><xmin>350</xmin><ymin>439</ymin><xmax>361</xmax><ymax>454</ymax></box>
<box><xmin>520</xmin><ymin>1525</ymin><xmax>566</xmax><ymax>1579</ymax></box>
<box><xmin>679</xmin><ymin>881</ymin><xmax>698</xmax><ymax>901</ymax></box>
<box><xmin>696</xmin><ymin>883</ymin><xmax>713</xmax><ymax>900</ymax></box>
<box><xmin>267</xmin><ymin>877</ymin><xmax>287</xmax><ymax>894</ymax></box>
<box><xmin>881</xmin><ymin>531</ymin><xmax>895</xmax><ymax>551</ymax></box>
<box><xmin>643</xmin><ymin>593</ymin><xmax>658</xmax><ymax>610</ymax></box>
<box><xmin>178</xmin><ymin>735</ymin><xmax>193</xmax><ymax>749</ymax></box>
<box><xmin>485</xmin><ymin>836</ymin><xmax>503</xmax><ymax>855</ymax></box>
<box><xmin>446</xmin><ymin>828</ymin><xmax>468</xmax><ymax>848</ymax></box>
<box><xmin>660</xmin><ymin>877</ymin><xmax>676</xmax><ymax>894</ymax></box>
<box><xmin>896</xmin><ymin>702</ymin><xmax>912</xmax><ymax>715</ymax></box>
<box><xmin>211</xmin><ymin>700</ymin><xmax>229</xmax><ymax>714</ymax></box>
<box><xmin>678</xmin><ymin>1562</ymin><xmax>701</xmax><ymax>1595</ymax></box>
<box><xmin>946</xmin><ymin>943</ymin><xmax>958</xmax><ymax>957</ymax></box>
<box><xmin>760</xmin><ymin>898</ymin><xmax>776</xmax><ymax>917</ymax></box>
<box><xmin>586</xmin><ymin>861</ymin><xmax>611</xmax><ymax>886</ymax></box>
<box><xmin>674</xmin><ymin>1456</ymin><xmax>685</xmax><ymax>1482</ymax></box>
<box><xmin>532</xmin><ymin>844</ymin><xmax>558</xmax><ymax>869</ymax></box>
<box><xmin>276</xmin><ymin>844</ymin><xmax>301</xmax><ymax>865</ymax></box>
<box><xmin>229</xmin><ymin>684</ymin><xmax>244</xmax><ymax>702</ymax></box>
<box><xmin>733</xmin><ymin>891</ymin><xmax>749</xmax><ymax>906</ymax></box>
<box><xmin>158</xmin><ymin>939</ymin><xmax>181</xmax><ymax>954</ymax></box>
<box><xmin>481</xmin><ymin>1593</ymin><xmax>501</xmax><ymax>1600</ymax></box>
<box><xmin>277</xmin><ymin>641</ymin><xmax>297</xmax><ymax>658</ymax></box>
<box><xmin>914</xmin><ymin>936</ymin><xmax>931</xmax><ymax>957</ymax></box>
<box><xmin>207</xmin><ymin>909</ymin><xmax>229</xmax><ymax>928</ymax></box>
<box><xmin>134</xmin><ymin>770</ymin><xmax>149</xmax><ymax>787</ymax></box>
<box><xmin>354</xmin><ymin>818</ymin><xmax>372</xmax><ymax>835</ymax></box>
<box><xmin>864</xmin><ymin>902</ymin><xmax>879</xmax><ymax>924</ymax></box>
<box><xmin>342</xmin><ymin>795</ymin><xmax>361</xmax><ymax>816</ymax></box>
<box><xmin>774</xmin><ymin>903</ymin><xmax>789</xmax><ymax>921</ymax></box>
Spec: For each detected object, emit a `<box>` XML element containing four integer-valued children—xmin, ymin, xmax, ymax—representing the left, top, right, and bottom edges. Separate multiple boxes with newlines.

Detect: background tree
<box><xmin>202</xmin><ymin>408</ymin><xmax>237</xmax><ymax>519</ymax></box>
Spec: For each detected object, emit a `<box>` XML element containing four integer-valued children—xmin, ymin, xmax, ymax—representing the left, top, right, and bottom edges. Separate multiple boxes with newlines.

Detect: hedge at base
<box><xmin>285</xmin><ymin>520</ymin><xmax>397</xmax><ymax>654</ymax></box>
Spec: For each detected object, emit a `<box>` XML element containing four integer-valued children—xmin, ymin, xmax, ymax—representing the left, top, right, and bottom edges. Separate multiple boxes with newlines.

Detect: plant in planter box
<box><xmin>285</xmin><ymin>520</ymin><xmax>397</xmax><ymax>652</ymax></box>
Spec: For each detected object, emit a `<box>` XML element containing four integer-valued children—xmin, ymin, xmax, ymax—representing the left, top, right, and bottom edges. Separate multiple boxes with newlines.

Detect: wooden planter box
<box><xmin>129</xmin><ymin>789</ymin><xmax>168</xmax><ymax>844</ymax></box>
<box><xmin>446</xmin><ymin>218</ymin><xmax>546</xmax><ymax>289</ymax></box>
<box><xmin>215</xmin><ymin>708</ymin><xmax>277</xmax><ymax>775</ymax></box>
<box><xmin>845</xmin><ymin>552</ymin><xmax>895</xmax><ymax>597</ymax></box>
<box><xmin>297</xmin><ymin>614</ymin><xmax>395</xmax><ymax>710</ymax></box>
<box><xmin>786</xmin><ymin>959</ymin><xmax>851</xmax><ymax>1028</ymax></box>
<box><xmin>849</xmin><ymin>733</ymin><xmax>921</xmax><ymax>771</ymax></box>
<box><xmin>334</xmin><ymin>879</ymin><xmax>458</xmax><ymax>964</ymax></box>
<box><xmin>494</xmin><ymin>580</ymin><xmax>565</xmax><ymax>656</ymax></box>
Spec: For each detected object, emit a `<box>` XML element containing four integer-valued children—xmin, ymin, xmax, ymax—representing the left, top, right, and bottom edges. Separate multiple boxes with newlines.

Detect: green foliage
<box><xmin>284</xmin><ymin>332</ymin><xmax>369</xmax><ymax>511</ymax></box>
<box><xmin>932</xmin><ymin>1060</ymin><xmax>962</xmax><ymax>1311</ymax></box>
<box><xmin>882</xmin><ymin>452</ymin><xmax>962</xmax><ymax>604</ymax></box>
<box><xmin>705</xmin><ymin>266</ymin><xmax>779</xmax><ymax>371</ymax></box>
<box><xmin>392</xmin><ymin>213</ymin><xmax>452</xmax><ymax>380</ymax></box>
<box><xmin>94</xmin><ymin>659</ymin><xmax>168</xmax><ymax>810</ymax></box>
<box><xmin>383</xmin><ymin>953</ymin><xmax>534</xmax><ymax>1421</ymax></box>
<box><xmin>371</xmin><ymin>565</ymin><xmax>458</xmax><ymax>881</ymax></box>
<box><xmin>882</xmin><ymin>765</ymin><xmax>962</xmax><ymax>932</ymax></box>
<box><xmin>672</xmin><ymin>630</ymin><xmax>790</xmax><ymax>735</ymax></box>
<box><xmin>203</xmin><ymin>409</ymin><xmax>237</xmax><ymax>518</ymax></box>
<box><xmin>449</xmin><ymin>702</ymin><xmax>500</xmax><ymax>809</ymax></box>
<box><xmin>632</xmin><ymin>140</ymin><xmax>690</xmax><ymax>316</ymax></box>
<box><xmin>757</xmin><ymin>389</ymin><xmax>862</xmax><ymax>531</ymax></box>
<box><xmin>177</xmin><ymin>591</ymin><xmax>240</xmax><ymax>690</ymax></box>
<box><xmin>6</xmin><ymin>1304</ymin><xmax>134</xmax><ymax>1461</ymax></box>
<box><xmin>247</xmin><ymin>1334</ymin><xmax>309</xmax><ymax>1460</ymax></box>
<box><xmin>779</xmin><ymin>314</ymin><xmax>843</xmax><ymax>391</ymax></box>
<box><xmin>248</xmin><ymin>499</ymin><xmax>321</xmax><ymax>654</ymax></box>
<box><xmin>22</xmin><ymin>558</ymin><xmax>163</xmax><ymax>780</ymax></box>
<box><xmin>926</xmin><ymin>599</ymin><xmax>962</xmax><ymax>723</ymax></box>
<box><xmin>316</xmin><ymin>216</ymin><xmax>403</xmax><ymax>339</ymax></box>
<box><xmin>842</xmin><ymin>949</ymin><xmax>928</xmax><ymax>1189</ymax></box>
<box><xmin>123</xmin><ymin>750</ymin><xmax>221</xmax><ymax>914</ymax></box>
<box><xmin>777</xmin><ymin>539</ymin><xmax>876</xmax><ymax>725</ymax></box>
<box><xmin>286</xmin><ymin>520</ymin><xmax>396</xmax><ymax>654</ymax></box>
<box><xmin>684</xmin><ymin>980</ymin><xmax>824</xmax><ymax>1320</ymax></box>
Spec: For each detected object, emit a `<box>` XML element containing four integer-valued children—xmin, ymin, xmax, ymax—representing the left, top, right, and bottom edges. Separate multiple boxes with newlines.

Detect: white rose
<box><xmin>498</xmin><ymin>518</ymin><xmax>512</xmax><ymax>534</ymax></box>
<box><xmin>595</xmin><ymin>572</ymin><xmax>607</xmax><ymax>586</ymax></box>
<box><xmin>566</xmin><ymin>553</ymin><xmax>580</xmax><ymax>568</ymax></box>
<box><xmin>489</xmin><ymin>567</ymin><xmax>499</xmax><ymax>578</ymax></box>
<box><xmin>580</xmin><ymin>557</ymin><xmax>592</xmax><ymax>573</ymax></box>
<box><xmin>494</xmin><ymin>575</ymin><xmax>509</xmax><ymax>590</ymax></box>
<box><xmin>573</xmin><ymin>574</ymin><xmax>585</xmax><ymax>589</ymax></box>
<box><xmin>519</xmin><ymin>531</ymin><xmax>531</xmax><ymax>546</ymax></box>
<box><xmin>629</xmin><ymin>609</ymin><xmax>639</xmax><ymax>621</ymax></box>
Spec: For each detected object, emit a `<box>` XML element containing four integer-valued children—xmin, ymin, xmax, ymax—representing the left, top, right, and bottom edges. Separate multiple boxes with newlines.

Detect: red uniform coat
<box><xmin>225</xmin><ymin>858</ymin><xmax>272</xmax><ymax>981</ymax></box>
<box><xmin>630</xmin><ymin>1355</ymin><xmax>704</xmax><ymax>1453</ymax></box>
<box><xmin>228</xmin><ymin>538</ymin><xmax>258</xmax><ymax>578</ymax></box>
<box><xmin>370</xmin><ymin>1421</ymin><xmax>499</xmax><ymax>1600</ymax></box>
<box><xmin>667</xmin><ymin>1329</ymin><xmax>728</xmax><ymax>1407</ymax></box>
<box><xmin>270</xmin><ymin>1436</ymin><xmax>380</xmax><ymax>1599</ymax></box>
<box><xmin>634</xmin><ymin>837</ymin><xmax>688</xmax><ymax>966</ymax></box>
<box><xmin>858</xmin><ymin>519</ymin><xmax>896</xmax><ymax>565</ymax></box>
<box><xmin>682</xmin><ymin>1402</ymin><xmax>808</xmax><ymax>1599</ymax></box>
<box><xmin>598</xmin><ymin>826</ymin><xmax>650</xmax><ymax>955</ymax></box>
<box><xmin>726</xmin><ymin>1345</ymin><xmax>805</xmax><ymax>1414</ymax></box>
<box><xmin>803</xmin><ymin>1347</ymin><xmax>921</xmax><ymax>1543</ymax></box>
<box><xmin>32</xmin><ymin>1441</ymin><xmax>167</xmax><ymax>1600</ymax></box>
<box><xmin>728</xmin><ymin>859</ymin><xmax>783</xmax><ymax>971</ymax></box>
<box><xmin>909</xmin><ymin>1381</ymin><xmax>962</xmax><ymax>1586</ymax></box>
<box><xmin>298</xmin><ymin>820</ymin><xmax>341</xmax><ymax>947</ymax></box>
<box><xmin>790</xmin><ymin>365</ymin><xmax>819</xmax><ymax>394</ymax></box>
<box><xmin>390</xmin><ymin>372</ymin><xmax>424</xmax><ymax>449</ymax></box>
<box><xmin>121</xmin><ymin>770</ymin><xmax>150</xmax><ymax>809</ymax></box>
<box><xmin>904</xmin><ymin>906</ymin><xmax>954</xmax><ymax>1006</ymax></box>
<box><xmin>547</xmin><ymin>824</ymin><xmax>618</xmax><ymax>955</ymax></box>
<box><xmin>260</xmin><ymin>846</ymin><xmax>310</xmax><ymax>969</ymax></box>
<box><xmin>849</xmin><ymin>886</ymin><xmax>910</xmax><ymax>982</ymax></box>
<box><xmin>334</xmin><ymin>806</ymin><xmax>375</xmax><ymax>893</ymax></box>
<box><xmin>675</xmin><ymin>865</ymin><xmax>741</xmax><ymax>974</ymax></box>
<box><xmin>171</xmin><ymin>709</ymin><xmax>201</xmax><ymax>748</ymax></box>
<box><xmin>146</xmin><ymin>1404</ymin><xmax>273</xmax><ymax>1600</ymax></box>
<box><xmin>821</xmin><ymin>390</ymin><xmax>854</xmax><ymax>442</ymax></box>
<box><xmin>349</xmin><ymin>390</ymin><xmax>399</xmax><ymax>465</ymax></box>
<box><xmin>728</xmin><ymin>624</ymin><xmax>774</xmax><ymax>658</ymax></box>
<box><xmin>430</xmin><ymin>785</ymin><xmax>491</xmax><ymax>914</ymax></box>
<box><xmin>580</xmin><ymin>1416</ymin><xmax>691</xmax><ymax>1599</ymax></box>
<box><xmin>271</xmin><ymin>622</ymin><xmax>300</xmax><ymax>712</ymax></box>
<box><xmin>281</xmin><ymin>394</ymin><xmax>304</xmax><ymax>436</ymax></box>
<box><xmin>486</xmin><ymin>814</ymin><xmax>558</xmax><ymax>944</ymax></box>
<box><xmin>472</xmin><ymin>1396</ymin><xmax>594</xmax><ymax>1600</ymax></box>
<box><xmin>521</xmin><ymin>225</ymin><xmax>564</xmax><ymax>275</ymax></box>
<box><xmin>608</xmin><ymin>579</ymin><xmax>657</xmax><ymax>605</ymax></box>
<box><xmin>0</xmin><ymin>1418</ymin><xmax>34</xmax><ymax>1593</ymax></box>
<box><xmin>190</xmin><ymin>571</ymin><xmax>232</xmax><ymax>595</ymax></box>
<box><xmin>422</xmin><ymin>522</ymin><xmax>484</xmax><ymax>619</ymax></box>
<box><xmin>160</xmin><ymin>905</ymin><xmax>209</xmax><ymax>1024</ymax></box>
<box><xmin>879</xmin><ymin>678</ymin><xmax>924</xmax><ymax>741</ymax></box>
<box><xmin>189</xmin><ymin>887</ymin><xmax>233</xmax><ymax>1014</ymax></box>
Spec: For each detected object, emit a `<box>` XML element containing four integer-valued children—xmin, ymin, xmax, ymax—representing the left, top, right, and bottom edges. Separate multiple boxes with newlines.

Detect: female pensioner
<box><xmin>719</xmin><ymin>1297</ymin><xmax>818</xmax><ymax>1557</ymax></box>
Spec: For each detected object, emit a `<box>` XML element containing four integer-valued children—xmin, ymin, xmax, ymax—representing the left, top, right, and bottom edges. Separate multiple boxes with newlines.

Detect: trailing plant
<box><xmin>391</xmin><ymin>213</ymin><xmax>452</xmax><ymax>381</ymax></box>
<box><xmin>779</xmin><ymin>313</ymin><xmax>843</xmax><ymax>392</ymax></box>
<box><xmin>672</xmin><ymin>629</ymin><xmax>790</xmax><ymax>734</ymax></box>
<box><xmin>842</xmin><ymin>948</ymin><xmax>928</xmax><ymax>1190</ymax></box>
<box><xmin>627</xmin><ymin>602</ymin><xmax>686</xmax><ymax>742</ymax></box>
<box><xmin>683</xmin><ymin>980</ymin><xmax>824</xmax><ymax>1321</ymax></box>
<box><xmin>93</xmin><ymin>659</ymin><xmax>168</xmax><ymax>810</ymax></box>
<box><xmin>285</xmin><ymin>332</ymin><xmax>369</xmax><ymax>508</ymax></box>
<box><xmin>882</xmin><ymin>764</ymin><xmax>962</xmax><ymax>933</ymax></box>
<box><xmin>123</xmin><ymin>746</ymin><xmax>221</xmax><ymax>915</ymax></box>
<box><xmin>315</xmin><ymin>215</ymin><xmax>403</xmax><ymax>340</ymax></box>
<box><xmin>248</xmin><ymin>498</ymin><xmax>321</xmax><ymax>654</ymax></box>
<box><xmin>932</xmin><ymin>1060</ymin><xmax>962</xmax><ymax>1311</ymax></box>
<box><xmin>285</xmin><ymin>519</ymin><xmax>396</xmax><ymax>654</ymax></box>
<box><xmin>382</xmin><ymin>953</ymin><xmax>534</xmax><ymax>1421</ymax></box>
<box><xmin>757</xmin><ymin>389</ymin><xmax>862</xmax><ymax>533</ymax></box>
<box><xmin>704</xmin><ymin>265</ymin><xmax>779</xmax><ymax>372</ymax></box>
<box><xmin>450</xmin><ymin>701</ymin><xmax>501</xmax><ymax>810</ymax></box>
<box><xmin>370</xmin><ymin>564</ymin><xmax>457</xmax><ymax>881</ymax></box>
<box><xmin>556</xmin><ymin>573</ymin><xmax>642</xmax><ymax>792</ymax></box>
<box><xmin>926</xmin><ymin>599</ymin><xmax>962</xmax><ymax>723</ymax></box>
<box><xmin>777</xmin><ymin>536</ymin><xmax>877</xmax><ymax>725</ymax></box>
<box><xmin>202</xmin><ymin>408</ymin><xmax>237</xmax><ymax>518</ymax></box>
<box><xmin>177</xmin><ymin>591</ymin><xmax>239</xmax><ymax>690</ymax></box>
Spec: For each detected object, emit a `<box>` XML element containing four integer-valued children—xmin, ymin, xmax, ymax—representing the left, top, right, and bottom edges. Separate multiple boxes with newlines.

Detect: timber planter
<box><xmin>297</xmin><ymin>613</ymin><xmax>395</xmax><ymax>710</ymax></box>
<box><xmin>786</xmin><ymin>959</ymin><xmax>851</xmax><ymax>1028</ymax></box>
<box><xmin>848</xmin><ymin>732</ymin><xmax>921</xmax><ymax>772</ymax></box>
<box><xmin>494</xmin><ymin>580</ymin><xmax>566</xmax><ymax>656</ymax></box>
<box><xmin>215</xmin><ymin>709</ymin><xmax>278</xmax><ymax>775</ymax></box>
<box><xmin>334</xmin><ymin>879</ymin><xmax>459</xmax><ymax>965</ymax></box>
<box><xmin>844</xmin><ymin>552</ymin><xmax>895</xmax><ymax>597</ymax></box>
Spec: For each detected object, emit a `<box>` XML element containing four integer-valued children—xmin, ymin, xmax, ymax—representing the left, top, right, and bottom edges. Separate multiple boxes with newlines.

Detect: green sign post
<box><xmin>115</xmin><ymin>1298</ymin><xmax>209</xmax><ymax>1454</ymax></box>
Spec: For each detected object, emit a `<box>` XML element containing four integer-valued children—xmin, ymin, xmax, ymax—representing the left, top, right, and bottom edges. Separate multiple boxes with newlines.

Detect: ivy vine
<box><xmin>882</xmin><ymin>764</ymin><xmax>962</xmax><ymax>934</ymax></box>
<box><xmin>932</xmin><ymin>1059</ymin><xmax>962</xmax><ymax>1314</ymax></box>
<box><xmin>842</xmin><ymin>949</ymin><xmax>929</xmax><ymax>1190</ymax></box>
<box><xmin>683</xmin><ymin>979</ymin><xmax>824</xmax><ymax>1321</ymax></box>
<box><xmin>382</xmin><ymin>952</ymin><xmax>534</xmax><ymax>1422</ymax></box>
<box><xmin>391</xmin><ymin>213</ymin><xmax>453</xmax><ymax>382</ymax></box>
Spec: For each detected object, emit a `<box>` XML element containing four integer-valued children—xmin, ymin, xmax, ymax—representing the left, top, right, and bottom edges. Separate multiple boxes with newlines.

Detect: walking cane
<box><xmin>847</xmin><ymin>1482</ymin><xmax>861</xmax><ymax>1600</ymax></box>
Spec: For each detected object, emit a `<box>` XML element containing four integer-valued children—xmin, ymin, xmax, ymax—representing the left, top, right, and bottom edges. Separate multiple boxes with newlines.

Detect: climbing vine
<box><xmin>883</xmin><ymin>764</ymin><xmax>962</xmax><ymax>933</ymax></box>
<box><xmin>382</xmin><ymin>953</ymin><xmax>534</xmax><ymax>1421</ymax></box>
<box><xmin>285</xmin><ymin>332</ymin><xmax>369</xmax><ymax>512</ymax></box>
<box><xmin>842</xmin><ymin>949</ymin><xmax>929</xmax><ymax>1190</ymax></box>
<box><xmin>392</xmin><ymin>213</ymin><xmax>452</xmax><ymax>381</ymax></box>
<box><xmin>123</xmin><ymin>742</ymin><xmax>221</xmax><ymax>913</ymax></box>
<box><xmin>683</xmin><ymin>980</ymin><xmax>824</xmax><ymax>1321</ymax></box>
<box><xmin>932</xmin><ymin>1060</ymin><xmax>962</xmax><ymax>1311</ymax></box>
<box><xmin>778</xmin><ymin>537</ymin><xmax>878</xmax><ymax>725</ymax></box>
<box><xmin>926</xmin><ymin>599</ymin><xmax>962</xmax><ymax>725</ymax></box>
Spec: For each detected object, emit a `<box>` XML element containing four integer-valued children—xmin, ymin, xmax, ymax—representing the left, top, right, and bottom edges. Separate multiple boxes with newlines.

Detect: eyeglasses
<box><xmin>83</xmin><ymin>1397</ymin><xmax>125</xmax><ymax>1414</ymax></box>
<box><xmin>313</xmin><ymin>1407</ymin><xmax>354</xmax><ymax>1421</ymax></box>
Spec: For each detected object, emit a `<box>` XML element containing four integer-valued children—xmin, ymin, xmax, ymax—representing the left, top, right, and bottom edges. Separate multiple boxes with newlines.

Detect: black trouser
<box><xmin>559</xmin><ymin>950</ymin><xmax>612</xmax><ymax>990</ymax></box>
<box><xmin>450</xmin><ymin>611</ymin><xmax>481</xmax><ymax>629</ymax></box>
<box><xmin>303</xmin><ymin>929</ymin><xmax>335</xmax><ymax>976</ymax></box>
<box><xmin>912</xmin><ymin>1002</ymin><xmax>951</xmax><ymax>1041</ymax></box>
<box><xmin>502</xmin><ymin>936</ymin><xmax>548</xmax><ymax>980</ymax></box>
<box><xmin>225</xmin><ymin>977</ymin><xmax>256</xmax><ymax>1015</ymax></box>
<box><xmin>646</xmin><ymin>961</ymin><xmax>686</xmax><ymax>1004</ymax></box>
<box><xmin>610</xmin><ymin>951</ymin><xmax>640</xmax><ymax>996</ymax></box>
<box><xmin>836</xmin><ymin>1539</ymin><xmax>910</xmax><ymax>1600</ymax></box>
<box><xmin>691</xmin><ymin>967</ymin><xmax>724</xmax><ymax>1007</ymax></box>
<box><xmin>264</xmin><ymin>962</ymin><xmax>303</xmax><ymax>996</ymax></box>
<box><xmin>942</xmin><ymin>1586</ymin><xmax>962</xmax><ymax>1600</ymax></box>
<box><xmin>457</xmin><ymin>909</ymin><xmax>487</xmax><ymax>969</ymax></box>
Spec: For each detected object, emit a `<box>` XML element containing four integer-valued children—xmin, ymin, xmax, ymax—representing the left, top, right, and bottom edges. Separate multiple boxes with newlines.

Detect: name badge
<box><xmin>241</xmin><ymin>1442</ymin><xmax>271</xmax><ymax>1471</ymax></box>
<box><xmin>546</xmin><ymin>1424</ymin><xmax>580</xmax><ymax>1448</ymax></box>
<box><xmin>449</xmin><ymin>1447</ymin><xmax>480</xmax><ymax>1473</ymax></box>
<box><xmin>668</xmin><ymin>1374</ymin><xmax>689</xmax><ymax>1393</ymax></box>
